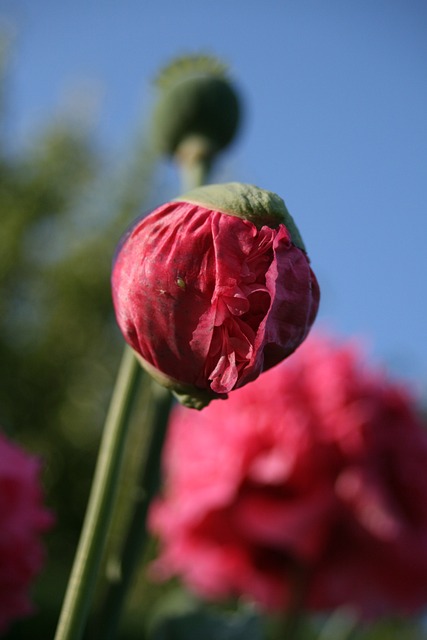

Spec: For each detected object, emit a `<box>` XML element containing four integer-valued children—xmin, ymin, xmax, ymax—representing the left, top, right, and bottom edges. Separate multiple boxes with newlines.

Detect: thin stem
<box><xmin>175</xmin><ymin>134</ymin><xmax>213</xmax><ymax>191</ymax></box>
<box><xmin>54</xmin><ymin>346</ymin><xmax>142</xmax><ymax>640</ymax></box>
<box><xmin>95</xmin><ymin>380</ymin><xmax>173</xmax><ymax>639</ymax></box>
<box><xmin>180</xmin><ymin>158</ymin><xmax>211</xmax><ymax>192</ymax></box>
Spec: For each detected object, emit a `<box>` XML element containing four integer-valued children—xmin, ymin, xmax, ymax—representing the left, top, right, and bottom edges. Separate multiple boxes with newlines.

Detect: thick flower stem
<box><xmin>176</xmin><ymin>135</ymin><xmax>213</xmax><ymax>191</ymax></box>
<box><xmin>54</xmin><ymin>346</ymin><xmax>142</xmax><ymax>640</ymax></box>
<box><xmin>95</xmin><ymin>380</ymin><xmax>173</xmax><ymax>640</ymax></box>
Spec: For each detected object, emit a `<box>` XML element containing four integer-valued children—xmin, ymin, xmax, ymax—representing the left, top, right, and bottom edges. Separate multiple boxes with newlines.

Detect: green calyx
<box><xmin>176</xmin><ymin>182</ymin><xmax>306</xmax><ymax>251</ymax></box>
<box><xmin>152</xmin><ymin>54</ymin><xmax>241</xmax><ymax>158</ymax></box>
<box><xmin>133</xmin><ymin>352</ymin><xmax>222</xmax><ymax>410</ymax></box>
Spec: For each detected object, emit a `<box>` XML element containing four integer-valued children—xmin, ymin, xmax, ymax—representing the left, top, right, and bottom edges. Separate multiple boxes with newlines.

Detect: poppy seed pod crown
<box><xmin>152</xmin><ymin>55</ymin><xmax>241</xmax><ymax>159</ymax></box>
<box><xmin>112</xmin><ymin>182</ymin><xmax>320</xmax><ymax>408</ymax></box>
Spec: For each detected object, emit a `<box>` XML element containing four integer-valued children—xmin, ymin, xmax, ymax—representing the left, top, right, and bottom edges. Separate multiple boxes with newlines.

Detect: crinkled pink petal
<box><xmin>149</xmin><ymin>333</ymin><xmax>427</xmax><ymax>618</ymax></box>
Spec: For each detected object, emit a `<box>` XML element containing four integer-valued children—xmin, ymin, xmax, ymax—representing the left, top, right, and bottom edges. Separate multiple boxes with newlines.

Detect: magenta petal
<box><xmin>0</xmin><ymin>434</ymin><xmax>53</xmax><ymax>633</ymax></box>
<box><xmin>149</xmin><ymin>333</ymin><xmax>427</xmax><ymax>618</ymax></box>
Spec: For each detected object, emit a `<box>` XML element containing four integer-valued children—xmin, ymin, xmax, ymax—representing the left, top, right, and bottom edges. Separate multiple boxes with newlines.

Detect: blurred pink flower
<box><xmin>112</xmin><ymin>184</ymin><xmax>319</xmax><ymax>405</ymax></box>
<box><xmin>0</xmin><ymin>433</ymin><xmax>54</xmax><ymax>633</ymax></box>
<box><xmin>149</xmin><ymin>334</ymin><xmax>427</xmax><ymax>619</ymax></box>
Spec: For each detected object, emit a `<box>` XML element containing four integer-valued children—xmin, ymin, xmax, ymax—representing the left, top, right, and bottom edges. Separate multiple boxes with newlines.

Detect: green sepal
<box><xmin>176</xmin><ymin>182</ymin><xmax>306</xmax><ymax>251</ymax></box>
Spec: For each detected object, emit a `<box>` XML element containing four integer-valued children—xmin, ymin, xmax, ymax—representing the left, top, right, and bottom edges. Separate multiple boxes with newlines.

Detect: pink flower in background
<box><xmin>112</xmin><ymin>183</ymin><xmax>319</xmax><ymax>407</ymax></box>
<box><xmin>149</xmin><ymin>334</ymin><xmax>427</xmax><ymax>619</ymax></box>
<box><xmin>0</xmin><ymin>433</ymin><xmax>54</xmax><ymax>634</ymax></box>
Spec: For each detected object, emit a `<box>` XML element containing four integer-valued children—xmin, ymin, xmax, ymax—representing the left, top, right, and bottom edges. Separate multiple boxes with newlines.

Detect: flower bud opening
<box><xmin>112</xmin><ymin>182</ymin><xmax>320</xmax><ymax>407</ymax></box>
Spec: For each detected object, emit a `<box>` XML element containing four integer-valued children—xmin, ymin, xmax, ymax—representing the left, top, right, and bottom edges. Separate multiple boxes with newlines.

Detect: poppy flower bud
<box><xmin>151</xmin><ymin>55</ymin><xmax>241</xmax><ymax>166</ymax></box>
<box><xmin>112</xmin><ymin>182</ymin><xmax>320</xmax><ymax>408</ymax></box>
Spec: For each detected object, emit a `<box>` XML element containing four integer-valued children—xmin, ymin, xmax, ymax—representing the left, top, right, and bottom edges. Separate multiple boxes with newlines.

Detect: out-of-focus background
<box><xmin>2</xmin><ymin>0</ymin><xmax>427</xmax><ymax>386</ymax></box>
<box><xmin>0</xmin><ymin>1</ymin><xmax>426</xmax><ymax>638</ymax></box>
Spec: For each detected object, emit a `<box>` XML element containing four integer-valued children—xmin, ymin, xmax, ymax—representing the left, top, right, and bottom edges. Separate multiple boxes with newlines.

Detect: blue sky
<box><xmin>2</xmin><ymin>0</ymin><xmax>427</xmax><ymax>393</ymax></box>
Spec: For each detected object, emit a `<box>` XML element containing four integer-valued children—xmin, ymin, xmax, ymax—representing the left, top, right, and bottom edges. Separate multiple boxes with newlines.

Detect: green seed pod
<box><xmin>152</xmin><ymin>55</ymin><xmax>241</xmax><ymax>159</ymax></box>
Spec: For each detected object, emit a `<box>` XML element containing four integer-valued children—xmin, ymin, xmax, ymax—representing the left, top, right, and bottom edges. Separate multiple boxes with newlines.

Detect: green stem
<box><xmin>180</xmin><ymin>158</ymin><xmax>211</xmax><ymax>192</ymax></box>
<box><xmin>95</xmin><ymin>380</ymin><xmax>173</xmax><ymax>639</ymax></box>
<box><xmin>175</xmin><ymin>135</ymin><xmax>213</xmax><ymax>191</ymax></box>
<box><xmin>54</xmin><ymin>346</ymin><xmax>142</xmax><ymax>640</ymax></box>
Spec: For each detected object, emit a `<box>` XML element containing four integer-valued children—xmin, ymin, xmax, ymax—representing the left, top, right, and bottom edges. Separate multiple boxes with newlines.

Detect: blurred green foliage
<box><xmin>0</xmin><ymin>41</ymin><xmax>159</xmax><ymax>637</ymax></box>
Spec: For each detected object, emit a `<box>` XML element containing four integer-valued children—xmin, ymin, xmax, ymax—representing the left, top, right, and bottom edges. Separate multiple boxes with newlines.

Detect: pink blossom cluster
<box><xmin>0</xmin><ymin>433</ymin><xmax>53</xmax><ymax>633</ymax></box>
<box><xmin>149</xmin><ymin>334</ymin><xmax>427</xmax><ymax>619</ymax></box>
